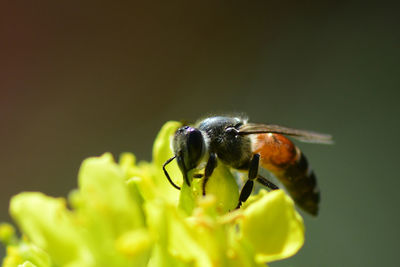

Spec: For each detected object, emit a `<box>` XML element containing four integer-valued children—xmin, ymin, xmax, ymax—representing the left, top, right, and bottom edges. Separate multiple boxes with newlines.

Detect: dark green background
<box><xmin>1</xmin><ymin>1</ymin><xmax>399</xmax><ymax>266</ymax></box>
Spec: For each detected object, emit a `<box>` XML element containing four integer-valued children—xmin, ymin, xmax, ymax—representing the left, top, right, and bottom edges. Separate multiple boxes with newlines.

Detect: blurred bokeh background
<box><xmin>1</xmin><ymin>1</ymin><xmax>399</xmax><ymax>266</ymax></box>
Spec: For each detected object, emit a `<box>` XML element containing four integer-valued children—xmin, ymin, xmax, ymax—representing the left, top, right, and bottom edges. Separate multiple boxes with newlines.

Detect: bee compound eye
<box><xmin>187</xmin><ymin>129</ymin><xmax>203</xmax><ymax>151</ymax></box>
<box><xmin>186</xmin><ymin>129</ymin><xmax>205</xmax><ymax>168</ymax></box>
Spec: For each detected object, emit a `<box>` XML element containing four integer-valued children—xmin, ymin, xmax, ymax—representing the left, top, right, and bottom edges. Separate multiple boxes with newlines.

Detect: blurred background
<box><xmin>1</xmin><ymin>1</ymin><xmax>399</xmax><ymax>266</ymax></box>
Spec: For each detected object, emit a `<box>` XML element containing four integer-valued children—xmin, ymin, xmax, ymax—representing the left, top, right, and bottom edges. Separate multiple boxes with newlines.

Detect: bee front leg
<box><xmin>236</xmin><ymin>154</ymin><xmax>260</xmax><ymax>209</ymax></box>
<box><xmin>202</xmin><ymin>153</ymin><xmax>217</xmax><ymax>196</ymax></box>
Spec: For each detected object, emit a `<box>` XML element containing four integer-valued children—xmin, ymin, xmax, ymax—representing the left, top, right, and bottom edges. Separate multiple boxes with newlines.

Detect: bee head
<box><xmin>172</xmin><ymin>126</ymin><xmax>205</xmax><ymax>185</ymax></box>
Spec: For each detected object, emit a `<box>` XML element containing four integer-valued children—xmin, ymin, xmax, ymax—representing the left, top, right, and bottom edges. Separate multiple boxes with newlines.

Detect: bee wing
<box><xmin>239</xmin><ymin>123</ymin><xmax>333</xmax><ymax>144</ymax></box>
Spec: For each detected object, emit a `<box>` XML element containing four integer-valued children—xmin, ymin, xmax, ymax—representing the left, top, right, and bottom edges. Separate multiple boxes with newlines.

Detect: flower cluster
<box><xmin>0</xmin><ymin>121</ymin><xmax>304</xmax><ymax>267</ymax></box>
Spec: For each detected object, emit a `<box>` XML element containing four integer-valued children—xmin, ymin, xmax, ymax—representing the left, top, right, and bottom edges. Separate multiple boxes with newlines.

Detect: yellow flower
<box><xmin>1</xmin><ymin>121</ymin><xmax>305</xmax><ymax>267</ymax></box>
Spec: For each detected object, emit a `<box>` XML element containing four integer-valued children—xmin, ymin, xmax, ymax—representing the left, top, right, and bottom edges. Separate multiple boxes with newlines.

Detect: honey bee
<box><xmin>163</xmin><ymin>116</ymin><xmax>332</xmax><ymax>215</ymax></box>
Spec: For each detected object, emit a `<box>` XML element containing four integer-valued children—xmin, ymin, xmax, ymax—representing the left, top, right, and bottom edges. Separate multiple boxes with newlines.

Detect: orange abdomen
<box><xmin>253</xmin><ymin>133</ymin><xmax>320</xmax><ymax>215</ymax></box>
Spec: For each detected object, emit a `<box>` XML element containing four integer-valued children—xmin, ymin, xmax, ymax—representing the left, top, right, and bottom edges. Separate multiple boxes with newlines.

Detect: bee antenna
<box><xmin>163</xmin><ymin>156</ymin><xmax>181</xmax><ymax>190</ymax></box>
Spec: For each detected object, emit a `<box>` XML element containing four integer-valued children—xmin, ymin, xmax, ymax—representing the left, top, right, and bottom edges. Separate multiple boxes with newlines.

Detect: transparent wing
<box><xmin>239</xmin><ymin>123</ymin><xmax>333</xmax><ymax>144</ymax></box>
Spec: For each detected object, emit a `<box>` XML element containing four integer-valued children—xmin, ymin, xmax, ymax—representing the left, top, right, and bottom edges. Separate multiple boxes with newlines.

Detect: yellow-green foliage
<box><xmin>0</xmin><ymin>121</ymin><xmax>304</xmax><ymax>267</ymax></box>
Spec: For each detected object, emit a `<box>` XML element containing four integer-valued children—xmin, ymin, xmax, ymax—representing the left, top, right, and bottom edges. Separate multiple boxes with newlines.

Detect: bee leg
<box><xmin>256</xmin><ymin>175</ymin><xmax>279</xmax><ymax>190</ymax></box>
<box><xmin>236</xmin><ymin>180</ymin><xmax>254</xmax><ymax>209</ymax></box>
<box><xmin>236</xmin><ymin>154</ymin><xmax>260</xmax><ymax>209</ymax></box>
<box><xmin>202</xmin><ymin>153</ymin><xmax>217</xmax><ymax>196</ymax></box>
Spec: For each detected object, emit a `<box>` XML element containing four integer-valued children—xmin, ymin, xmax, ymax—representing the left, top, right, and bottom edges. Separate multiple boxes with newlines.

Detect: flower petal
<box><xmin>204</xmin><ymin>164</ymin><xmax>239</xmax><ymax>214</ymax></box>
<box><xmin>10</xmin><ymin>193</ymin><xmax>81</xmax><ymax>265</ymax></box>
<box><xmin>152</xmin><ymin>121</ymin><xmax>181</xmax><ymax>168</ymax></box>
<box><xmin>151</xmin><ymin>121</ymin><xmax>182</xmax><ymax>203</ymax></box>
<box><xmin>115</xmin><ymin>228</ymin><xmax>152</xmax><ymax>260</ymax></box>
<box><xmin>0</xmin><ymin>223</ymin><xmax>16</xmax><ymax>246</ymax></box>
<box><xmin>77</xmin><ymin>153</ymin><xmax>145</xmax><ymax>231</ymax></box>
<box><xmin>240</xmin><ymin>190</ymin><xmax>304</xmax><ymax>263</ymax></box>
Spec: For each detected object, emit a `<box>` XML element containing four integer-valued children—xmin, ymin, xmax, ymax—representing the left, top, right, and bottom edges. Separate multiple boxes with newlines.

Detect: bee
<box><xmin>163</xmin><ymin>116</ymin><xmax>332</xmax><ymax>215</ymax></box>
